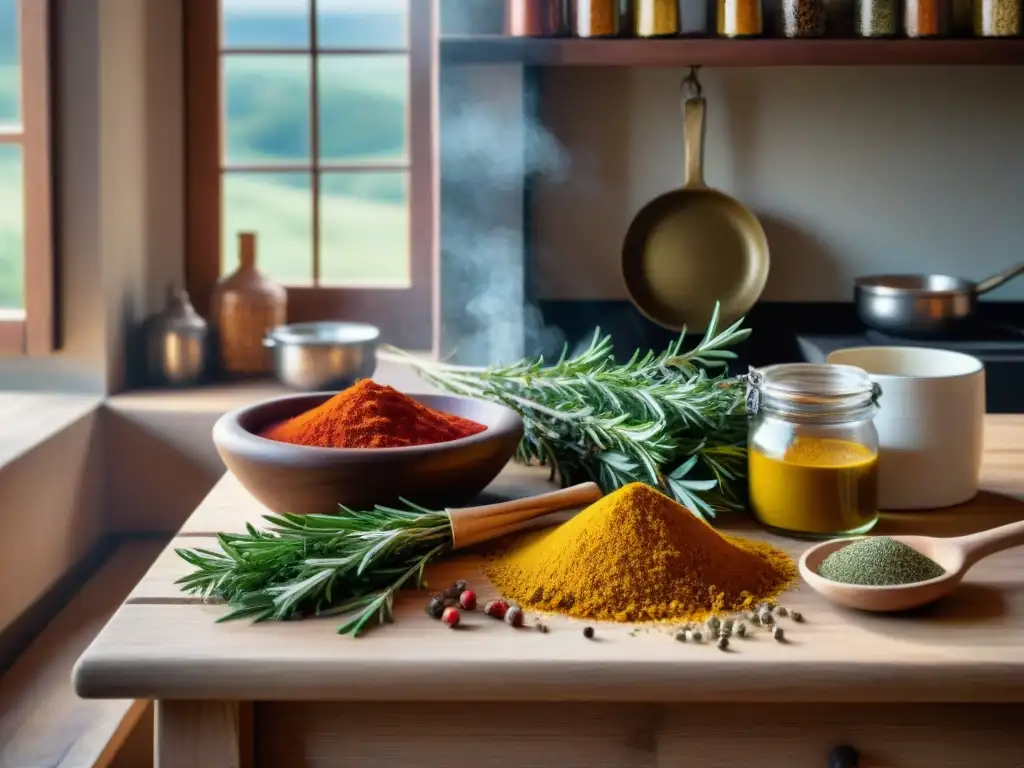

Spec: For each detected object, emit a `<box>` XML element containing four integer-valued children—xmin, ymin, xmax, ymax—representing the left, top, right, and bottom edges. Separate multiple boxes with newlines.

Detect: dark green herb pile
<box><xmin>817</xmin><ymin>536</ymin><xmax>945</xmax><ymax>586</ymax></box>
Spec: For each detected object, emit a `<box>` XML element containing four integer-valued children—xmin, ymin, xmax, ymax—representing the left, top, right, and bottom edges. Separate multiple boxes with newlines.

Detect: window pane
<box><xmin>318</xmin><ymin>55</ymin><xmax>408</xmax><ymax>164</ymax></box>
<box><xmin>0</xmin><ymin>144</ymin><xmax>23</xmax><ymax>310</ymax></box>
<box><xmin>318</xmin><ymin>0</ymin><xmax>407</xmax><ymax>49</ymax></box>
<box><xmin>223</xmin><ymin>172</ymin><xmax>313</xmax><ymax>285</ymax></box>
<box><xmin>320</xmin><ymin>172</ymin><xmax>409</xmax><ymax>286</ymax></box>
<box><xmin>0</xmin><ymin>0</ymin><xmax>18</xmax><ymax>125</ymax></box>
<box><xmin>224</xmin><ymin>55</ymin><xmax>311</xmax><ymax>165</ymax></box>
<box><xmin>223</xmin><ymin>0</ymin><xmax>310</xmax><ymax>49</ymax></box>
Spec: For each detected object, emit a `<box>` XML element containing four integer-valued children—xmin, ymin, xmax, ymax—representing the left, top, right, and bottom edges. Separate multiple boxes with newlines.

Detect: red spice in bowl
<box><xmin>259</xmin><ymin>379</ymin><xmax>487</xmax><ymax>449</ymax></box>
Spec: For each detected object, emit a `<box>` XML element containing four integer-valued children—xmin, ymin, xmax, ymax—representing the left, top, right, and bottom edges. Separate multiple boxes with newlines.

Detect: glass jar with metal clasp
<box><xmin>745</xmin><ymin>364</ymin><xmax>882</xmax><ymax>539</ymax></box>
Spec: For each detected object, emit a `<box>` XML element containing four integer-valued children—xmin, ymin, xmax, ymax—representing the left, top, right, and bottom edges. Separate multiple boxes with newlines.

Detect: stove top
<box><xmin>799</xmin><ymin>320</ymin><xmax>1024</xmax><ymax>363</ymax></box>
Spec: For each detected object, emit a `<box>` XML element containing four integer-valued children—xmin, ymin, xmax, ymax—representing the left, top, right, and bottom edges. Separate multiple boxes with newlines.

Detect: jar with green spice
<box><xmin>855</xmin><ymin>0</ymin><xmax>898</xmax><ymax>34</ymax></box>
<box><xmin>975</xmin><ymin>0</ymin><xmax>1021</xmax><ymax>36</ymax></box>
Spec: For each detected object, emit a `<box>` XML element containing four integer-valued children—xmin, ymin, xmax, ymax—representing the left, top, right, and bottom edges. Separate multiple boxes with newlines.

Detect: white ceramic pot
<box><xmin>825</xmin><ymin>346</ymin><xmax>985</xmax><ymax>511</ymax></box>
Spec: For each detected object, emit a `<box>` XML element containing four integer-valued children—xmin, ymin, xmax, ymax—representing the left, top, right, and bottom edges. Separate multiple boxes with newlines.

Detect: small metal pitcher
<box><xmin>145</xmin><ymin>285</ymin><xmax>208</xmax><ymax>387</ymax></box>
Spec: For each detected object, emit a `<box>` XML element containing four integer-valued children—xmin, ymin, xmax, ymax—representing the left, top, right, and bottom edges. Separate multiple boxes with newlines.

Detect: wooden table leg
<box><xmin>154</xmin><ymin>700</ymin><xmax>252</xmax><ymax>768</ymax></box>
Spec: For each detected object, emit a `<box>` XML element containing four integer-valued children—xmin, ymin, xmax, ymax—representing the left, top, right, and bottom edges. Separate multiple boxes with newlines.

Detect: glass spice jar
<box><xmin>781</xmin><ymin>0</ymin><xmax>827</xmax><ymax>35</ymax></box>
<box><xmin>635</xmin><ymin>0</ymin><xmax>681</xmax><ymax>35</ymax></box>
<box><xmin>855</xmin><ymin>0</ymin><xmax>898</xmax><ymax>34</ymax></box>
<box><xmin>718</xmin><ymin>0</ymin><xmax>764</xmax><ymax>35</ymax></box>
<box><xmin>975</xmin><ymin>0</ymin><xmax>1022</xmax><ymax>35</ymax></box>
<box><xmin>574</xmin><ymin>0</ymin><xmax>621</xmax><ymax>35</ymax></box>
<box><xmin>508</xmin><ymin>0</ymin><xmax>569</xmax><ymax>36</ymax></box>
<box><xmin>903</xmin><ymin>0</ymin><xmax>950</xmax><ymax>35</ymax></box>
<box><xmin>746</xmin><ymin>364</ymin><xmax>882</xmax><ymax>539</ymax></box>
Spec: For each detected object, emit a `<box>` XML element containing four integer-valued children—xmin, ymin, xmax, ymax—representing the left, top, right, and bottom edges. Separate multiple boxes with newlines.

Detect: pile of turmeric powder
<box><xmin>486</xmin><ymin>482</ymin><xmax>796</xmax><ymax>623</ymax></box>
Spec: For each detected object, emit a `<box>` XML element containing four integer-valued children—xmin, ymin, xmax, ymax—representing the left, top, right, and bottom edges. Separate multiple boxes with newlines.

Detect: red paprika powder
<box><xmin>260</xmin><ymin>379</ymin><xmax>487</xmax><ymax>449</ymax></box>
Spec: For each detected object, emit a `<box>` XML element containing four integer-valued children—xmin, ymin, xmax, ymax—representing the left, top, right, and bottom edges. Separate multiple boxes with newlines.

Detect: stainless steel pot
<box><xmin>854</xmin><ymin>262</ymin><xmax>1024</xmax><ymax>336</ymax></box>
<box><xmin>263</xmin><ymin>322</ymin><xmax>379</xmax><ymax>391</ymax></box>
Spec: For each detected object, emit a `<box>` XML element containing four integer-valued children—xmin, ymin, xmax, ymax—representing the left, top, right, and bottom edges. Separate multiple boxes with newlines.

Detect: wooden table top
<box><xmin>74</xmin><ymin>416</ymin><xmax>1024</xmax><ymax>704</ymax></box>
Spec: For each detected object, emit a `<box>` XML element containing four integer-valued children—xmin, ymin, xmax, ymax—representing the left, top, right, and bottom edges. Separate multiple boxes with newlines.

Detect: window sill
<box><xmin>0</xmin><ymin>393</ymin><xmax>102</xmax><ymax>471</ymax></box>
<box><xmin>105</xmin><ymin>356</ymin><xmax>439</xmax><ymax>416</ymax></box>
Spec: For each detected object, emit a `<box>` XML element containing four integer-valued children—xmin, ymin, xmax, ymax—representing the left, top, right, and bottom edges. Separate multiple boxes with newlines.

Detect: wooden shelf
<box><xmin>440</xmin><ymin>36</ymin><xmax>1024</xmax><ymax>67</ymax></box>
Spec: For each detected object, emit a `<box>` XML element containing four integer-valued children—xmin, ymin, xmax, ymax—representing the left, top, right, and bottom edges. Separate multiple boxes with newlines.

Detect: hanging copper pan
<box><xmin>621</xmin><ymin>71</ymin><xmax>770</xmax><ymax>333</ymax></box>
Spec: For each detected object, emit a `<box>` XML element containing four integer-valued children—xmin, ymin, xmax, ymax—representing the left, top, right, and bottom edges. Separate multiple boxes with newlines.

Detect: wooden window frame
<box><xmin>185</xmin><ymin>0</ymin><xmax>439</xmax><ymax>352</ymax></box>
<box><xmin>0</xmin><ymin>0</ymin><xmax>55</xmax><ymax>356</ymax></box>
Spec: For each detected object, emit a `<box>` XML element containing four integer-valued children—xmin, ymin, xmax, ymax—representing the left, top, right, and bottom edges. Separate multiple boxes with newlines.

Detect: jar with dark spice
<box><xmin>781</xmin><ymin>0</ymin><xmax>827</xmax><ymax>35</ymax></box>
<box><xmin>903</xmin><ymin>0</ymin><xmax>950</xmax><ymax>35</ymax></box>
<box><xmin>635</xmin><ymin>0</ymin><xmax>680</xmax><ymax>35</ymax></box>
<box><xmin>574</xmin><ymin>0</ymin><xmax>620</xmax><ymax>35</ymax></box>
<box><xmin>718</xmin><ymin>0</ymin><xmax>764</xmax><ymax>35</ymax></box>
<box><xmin>975</xmin><ymin>0</ymin><xmax>1022</xmax><ymax>35</ymax></box>
<box><xmin>855</xmin><ymin>0</ymin><xmax>898</xmax><ymax>34</ymax></box>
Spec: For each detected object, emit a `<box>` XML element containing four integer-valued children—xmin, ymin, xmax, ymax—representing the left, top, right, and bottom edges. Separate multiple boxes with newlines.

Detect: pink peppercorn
<box><xmin>484</xmin><ymin>600</ymin><xmax>509</xmax><ymax>619</ymax></box>
<box><xmin>459</xmin><ymin>590</ymin><xmax>477</xmax><ymax>611</ymax></box>
<box><xmin>442</xmin><ymin>606</ymin><xmax>460</xmax><ymax>628</ymax></box>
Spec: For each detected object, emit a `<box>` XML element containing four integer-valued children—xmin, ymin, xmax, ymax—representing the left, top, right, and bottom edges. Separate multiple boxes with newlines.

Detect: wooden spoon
<box><xmin>448</xmin><ymin>482</ymin><xmax>602</xmax><ymax>550</ymax></box>
<box><xmin>799</xmin><ymin>520</ymin><xmax>1024</xmax><ymax>612</ymax></box>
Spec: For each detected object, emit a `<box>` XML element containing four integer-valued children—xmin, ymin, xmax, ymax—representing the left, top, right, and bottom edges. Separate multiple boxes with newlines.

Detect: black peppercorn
<box><xmin>425</xmin><ymin>596</ymin><xmax>446</xmax><ymax>620</ymax></box>
<box><xmin>583</xmin><ymin>626</ymin><xmax>595</xmax><ymax>639</ymax></box>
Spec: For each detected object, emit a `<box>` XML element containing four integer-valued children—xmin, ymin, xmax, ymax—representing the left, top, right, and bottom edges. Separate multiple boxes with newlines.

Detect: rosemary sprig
<box><xmin>175</xmin><ymin>502</ymin><xmax>452</xmax><ymax>637</ymax></box>
<box><xmin>382</xmin><ymin>303</ymin><xmax>751</xmax><ymax>520</ymax></box>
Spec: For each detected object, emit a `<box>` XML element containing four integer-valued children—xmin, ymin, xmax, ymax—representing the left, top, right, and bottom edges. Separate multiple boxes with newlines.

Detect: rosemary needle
<box><xmin>175</xmin><ymin>501</ymin><xmax>453</xmax><ymax>637</ymax></box>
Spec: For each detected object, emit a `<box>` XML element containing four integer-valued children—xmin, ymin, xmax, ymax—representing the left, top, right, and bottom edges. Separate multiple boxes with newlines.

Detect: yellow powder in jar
<box><xmin>486</xmin><ymin>482</ymin><xmax>796</xmax><ymax>623</ymax></box>
<box><xmin>749</xmin><ymin>436</ymin><xmax>878</xmax><ymax>537</ymax></box>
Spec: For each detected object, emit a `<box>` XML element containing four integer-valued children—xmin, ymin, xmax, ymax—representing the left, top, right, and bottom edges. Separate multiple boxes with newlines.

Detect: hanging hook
<box><xmin>681</xmin><ymin>65</ymin><xmax>703</xmax><ymax>100</ymax></box>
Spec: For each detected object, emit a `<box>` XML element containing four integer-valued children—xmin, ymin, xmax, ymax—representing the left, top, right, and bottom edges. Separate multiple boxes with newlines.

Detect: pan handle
<box><xmin>681</xmin><ymin>72</ymin><xmax>707</xmax><ymax>189</ymax></box>
<box><xmin>975</xmin><ymin>262</ymin><xmax>1024</xmax><ymax>295</ymax></box>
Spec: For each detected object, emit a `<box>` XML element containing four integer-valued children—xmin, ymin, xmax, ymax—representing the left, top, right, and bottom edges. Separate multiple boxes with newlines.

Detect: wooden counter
<box><xmin>74</xmin><ymin>416</ymin><xmax>1024</xmax><ymax>767</ymax></box>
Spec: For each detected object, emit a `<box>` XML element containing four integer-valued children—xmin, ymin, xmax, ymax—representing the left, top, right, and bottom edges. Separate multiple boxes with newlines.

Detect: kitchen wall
<box><xmin>0</xmin><ymin>0</ymin><xmax>182</xmax><ymax>394</ymax></box>
<box><xmin>532</xmin><ymin>66</ymin><xmax>1024</xmax><ymax>302</ymax></box>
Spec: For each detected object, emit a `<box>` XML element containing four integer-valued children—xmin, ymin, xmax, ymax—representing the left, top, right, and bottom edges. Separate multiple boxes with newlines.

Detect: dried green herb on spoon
<box><xmin>175</xmin><ymin>502</ymin><xmax>451</xmax><ymax>637</ymax></box>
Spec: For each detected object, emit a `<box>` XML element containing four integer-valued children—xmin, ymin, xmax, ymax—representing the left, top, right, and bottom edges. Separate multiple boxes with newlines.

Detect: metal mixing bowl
<box><xmin>263</xmin><ymin>322</ymin><xmax>379</xmax><ymax>390</ymax></box>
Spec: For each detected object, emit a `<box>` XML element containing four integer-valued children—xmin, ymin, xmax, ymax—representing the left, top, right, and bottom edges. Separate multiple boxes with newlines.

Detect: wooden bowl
<box><xmin>213</xmin><ymin>392</ymin><xmax>525</xmax><ymax>515</ymax></box>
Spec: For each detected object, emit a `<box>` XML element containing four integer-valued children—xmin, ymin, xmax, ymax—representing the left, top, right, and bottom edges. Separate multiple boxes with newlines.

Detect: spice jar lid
<box><xmin>747</xmin><ymin>363</ymin><xmax>881</xmax><ymax>420</ymax></box>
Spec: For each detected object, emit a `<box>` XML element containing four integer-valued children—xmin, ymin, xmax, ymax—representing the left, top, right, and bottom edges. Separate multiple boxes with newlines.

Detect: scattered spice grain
<box><xmin>776</xmin><ymin>606</ymin><xmax>788</xmax><ymax>618</ymax></box>
<box><xmin>583</xmin><ymin>626</ymin><xmax>595</xmax><ymax>639</ymax></box>
<box><xmin>773</xmin><ymin>626</ymin><xmax>785</xmax><ymax>642</ymax></box>
<box><xmin>486</xmin><ymin>483</ymin><xmax>797</xmax><ymax>624</ymax></box>
<box><xmin>260</xmin><ymin>380</ymin><xmax>486</xmax><ymax>449</ymax></box>
<box><xmin>675</xmin><ymin>629</ymin><xmax>688</xmax><ymax>642</ymax></box>
<box><xmin>736</xmin><ymin>623</ymin><xmax>747</xmax><ymax>638</ymax></box>
<box><xmin>505</xmin><ymin>605</ymin><xmax>525</xmax><ymax>627</ymax></box>
<box><xmin>691</xmin><ymin>629</ymin><xmax>703</xmax><ymax>642</ymax></box>
<box><xmin>791</xmin><ymin>611</ymin><xmax>803</xmax><ymax>623</ymax></box>
<box><xmin>459</xmin><ymin>590</ymin><xmax>477</xmax><ymax>611</ymax></box>
<box><xmin>817</xmin><ymin>537</ymin><xmax>944</xmax><ymax>586</ymax></box>
<box><xmin>717</xmin><ymin>636</ymin><xmax>730</xmax><ymax>651</ymax></box>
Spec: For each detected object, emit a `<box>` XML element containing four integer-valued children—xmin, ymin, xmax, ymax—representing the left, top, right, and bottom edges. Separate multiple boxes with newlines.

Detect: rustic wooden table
<box><xmin>74</xmin><ymin>417</ymin><xmax>1024</xmax><ymax>768</ymax></box>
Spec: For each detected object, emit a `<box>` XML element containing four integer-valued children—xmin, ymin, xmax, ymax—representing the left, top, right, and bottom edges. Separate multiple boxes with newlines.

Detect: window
<box><xmin>185</xmin><ymin>0</ymin><xmax>438</xmax><ymax>350</ymax></box>
<box><xmin>0</xmin><ymin>0</ymin><xmax>54</xmax><ymax>355</ymax></box>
